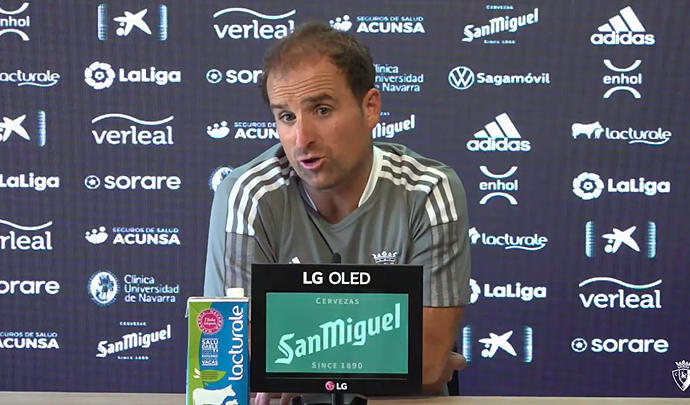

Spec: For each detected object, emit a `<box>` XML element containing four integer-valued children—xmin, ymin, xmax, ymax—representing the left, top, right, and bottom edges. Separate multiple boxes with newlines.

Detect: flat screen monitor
<box><xmin>251</xmin><ymin>263</ymin><xmax>422</xmax><ymax>396</ymax></box>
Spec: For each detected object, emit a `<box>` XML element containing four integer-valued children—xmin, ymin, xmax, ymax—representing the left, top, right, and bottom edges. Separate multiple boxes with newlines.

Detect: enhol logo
<box><xmin>468</xmin><ymin>113</ymin><xmax>530</xmax><ymax>152</ymax></box>
<box><xmin>91</xmin><ymin>113</ymin><xmax>173</xmax><ymax>146</ymax></box>
<box><xmin>85</xmin><ymin>226</ymin><xmax>181</xmax><ymax>246</ymax></box>
<box><xmin>572</xmin><ymin>121</ymin><xmax>671</xmax><ymax>145</ymax></box>
<box><xmin>478</xmin><ymin>166</ymin><xmax>518</xmax><ymax>205</ymax></box>
<box><xmin>0</xmin><ymin>218</ymin><xmax>52</xmax><ymax>251</ymax></box>
<box><xmin>84</xmin><ymin>61</ymin><xmax>181</xmax><ymax>89</ymax></box>
<box><xmin>0</xmin><ymin>331</ymin><xmax>59</xmax><ymax>350</ymax></box>
<box><xmin>355</xmin><ymin>15</ymin><xmax>425</xmax><ymax>34</ymax></box>
<box><xmin>573</xmin><ymin>172</ymin><xmax>670</xmax><ymax>199</ymax></box>
<box><xmin>0</xmin><ymin>2</ymin><xmax>30</xmax><ymax>41</ymax></box>
<box><xmin>590</xmin><ymin>6</ymin><xmax>655</xmax><ymax>46</ymax></box>
<box><xmin>274</xmin><ymin>302</ymin><xmax>402</xmax><ymax>365</ymax></box>
<box><xmin>96</xmin><ymin>324</ymin><xmax>171</xmax><ymax>358</ymax></box>
<box><xmin>448</xmin><ymin>66</ymin><xmax>550</xmax><ymax>90</ymax></box>
<box><xmin>470</xmin><ymin>278</ymin><xmax>547</xmax><ymax>303</ymax></box>
<box><xmin>462</xmin><ymin>7</ymin><xmax>539</xmax><ymax>45</ymax></box>
<box><xmin>571</xmin><ymin>336</ymin><xmax>668</xmax><ymax>353</ymax></box>
<box><xmin>0</xmin><ymin>111</ymin><xmax>46</xmax><ymax>146</ymax></box>
<box><xmin>602</xmin><ymin>59</ymin><xmax>642</xmax><ymax>99</ymax></box>
<box><xmin>84</xmin><ymin>174</ymin><xmax>181</xmax><ymax>190</ymax></box>
<box><xmin>0</xmin><ymin>69</ymin><xmax>60</xmax><ymax>87</ymax></box>
<box><xmin>578</xmin><ymin>277</ymin><xmax>661</xmax><ymax>309</ymax></box>
<box><xmin>375</xmin><ymin>63</ymin><xmax>424</xmax><ymax>93</ymax></box>
<box><xmin>469</xmin><ymin>227</ymin><xmax>547</xmax><ymax>251</ymax></box>
<box><xmin>213</xmin><ymin>8</ymin><xmax>295</xmax><ymax>40</ymax></box>
<box><xmin>206</xmin><ymin>68</ymin><xmax>262</xmax><ymax>84</ymax></box>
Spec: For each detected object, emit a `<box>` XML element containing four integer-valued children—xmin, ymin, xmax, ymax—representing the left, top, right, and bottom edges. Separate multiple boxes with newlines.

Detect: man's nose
<box><xmin>294</xmin><ymin>115</ymin><xmax>316</xmax><ymax>149</ymax></box>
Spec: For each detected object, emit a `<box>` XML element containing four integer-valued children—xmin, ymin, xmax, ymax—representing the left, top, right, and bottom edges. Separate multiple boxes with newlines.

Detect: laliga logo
<box><xmin>84</xmin><ymin>61</ymin><xmax>181</xmax><ymax>89</ymax></box>
<box><xmin>572</xmin><ymin>172</ymin><xmax>604</xmax><ymax>200</ymax></box>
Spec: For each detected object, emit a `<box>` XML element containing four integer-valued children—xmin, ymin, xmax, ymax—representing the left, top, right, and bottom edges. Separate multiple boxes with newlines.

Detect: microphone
<box><xmin>332</xmin><ymin>252</ymin><xmax>341</xmax><ymax>264</ymax></box>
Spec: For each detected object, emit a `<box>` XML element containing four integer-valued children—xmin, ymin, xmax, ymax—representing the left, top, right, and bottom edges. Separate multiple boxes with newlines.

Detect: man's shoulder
<box><xmin>214</xmin><ymin>144</ymin><xmax>292</xmax><ymax>197</ymax></box>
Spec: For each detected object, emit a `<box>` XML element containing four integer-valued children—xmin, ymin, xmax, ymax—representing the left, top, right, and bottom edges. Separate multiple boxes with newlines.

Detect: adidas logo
<box><xmin>590</xmin><ymin>6</ymin><xmax>655</xmax><ymax>46</ymax></box>
<box><xmin>467</xmin><ymin>113</ymin><xmax>531</xmax><ymax>152</ymax></box>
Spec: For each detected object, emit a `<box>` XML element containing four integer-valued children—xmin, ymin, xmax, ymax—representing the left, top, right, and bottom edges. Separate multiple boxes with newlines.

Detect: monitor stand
<box><xmin>291</xmin><ymin>393</ymin><xmax>368</xmax><ymax>405</ymax></box>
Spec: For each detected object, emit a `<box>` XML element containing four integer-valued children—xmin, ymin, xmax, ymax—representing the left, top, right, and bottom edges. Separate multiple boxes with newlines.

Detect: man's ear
<box><xmin>361</xmin><ymin>88</ymin><xmax>381</xmax><ymax>130</ymax></box>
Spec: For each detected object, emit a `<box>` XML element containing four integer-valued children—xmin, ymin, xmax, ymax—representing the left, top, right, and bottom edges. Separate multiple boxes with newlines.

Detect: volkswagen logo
<box><xmin>448</xmin><ymin>66</ymin><xmax>475</xmax><ymax>90</ymax></box>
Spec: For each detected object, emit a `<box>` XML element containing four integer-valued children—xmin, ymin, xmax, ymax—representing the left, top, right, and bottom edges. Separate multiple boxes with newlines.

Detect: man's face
<box><xmin>267</xmin><ymin>55</ymin><xmax>380</xmax><ymax>193</ymax></box>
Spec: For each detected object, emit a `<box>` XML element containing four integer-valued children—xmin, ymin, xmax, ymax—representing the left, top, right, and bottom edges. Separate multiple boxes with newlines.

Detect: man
<box><xmin>204</xmin><ymin>22</ymin><xmax>470</xmax><ymax>401</ymax></box>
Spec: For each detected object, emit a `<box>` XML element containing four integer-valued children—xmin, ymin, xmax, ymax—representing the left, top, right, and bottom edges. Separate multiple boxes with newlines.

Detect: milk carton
<box><xmin>186</xmin><ymin>293</ymin><xmax>249</xmax><ymax>405</ymax></box>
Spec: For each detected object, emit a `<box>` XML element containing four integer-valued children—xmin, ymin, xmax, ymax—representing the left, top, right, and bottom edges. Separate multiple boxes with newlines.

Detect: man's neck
<box><xmin>304</xmin><ymin>150</ymin><xmax>374</xmax><ymax>224</ymax></box>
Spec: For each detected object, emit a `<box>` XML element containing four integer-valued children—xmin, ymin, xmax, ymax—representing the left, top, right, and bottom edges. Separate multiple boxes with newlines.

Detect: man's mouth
<box><xmin>299</xmin><ymin>157</ymin><xmax>323</xmax><ymax>170</ymax></box>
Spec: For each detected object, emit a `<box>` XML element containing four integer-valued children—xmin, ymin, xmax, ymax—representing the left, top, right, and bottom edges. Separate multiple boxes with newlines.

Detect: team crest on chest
<box><xmin>371</xmin><ymin>250</ymin><xmax>398</xmax><ymax>264</ymax></box>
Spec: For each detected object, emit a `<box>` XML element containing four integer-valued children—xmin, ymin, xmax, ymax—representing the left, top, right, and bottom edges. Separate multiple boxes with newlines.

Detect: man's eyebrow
<box><xmin>270</xmin><ymin>93</ymin><xmax>336</xmax><ymax>111</ymax></box>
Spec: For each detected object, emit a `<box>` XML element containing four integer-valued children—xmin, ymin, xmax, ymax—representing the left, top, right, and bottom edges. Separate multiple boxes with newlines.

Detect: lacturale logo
<box><xmin>84</xmin><ymin>61</ymin><xmax>181</xmax><ymax>89</ymax></box>
<box><xmin>0</xmin><ymin>69</ymin><xmax>60</xmax><ymax>87</ymax></box>
<box><xmin>591</xmin><ymin>6</ymin><xmax>654</xmax><ymax>46</ymax></box>
<box><xmin>469</xmin><ymin>227</ymin><xmax>547</xmax><ymax>251</ymax></box>
<box><xmin>573</xmin><ymin>172</ymin><xmax>670</xmax><ymax>200</ymax></box>
<box><xmin>274</xmin><ymin>302</ymin><xmax>402</xmax><ymax>365</ymax></box>
<box><xmin>97</xmin><ymin>4</ymin><xmax>168</xmax><ymax>41</ymax></box>
<box><xmin>0</xmin><ymin>111</ymin><xmax>46</xmax><ymax>146</ymax></box>
<box><xmin>0</xmin><ymin>1</ymin><xmax>30</xmax><ymax>41</ymax></box>
<box><xmin>213</xmin><ymin>8</ymin><xmax>295</xmax><ymax>40</ymax></box>
<box><xmin>578</xmin><ymin>277</ymin><xmax>661</xmax><ymax>309</ymax></box>
<box><xmin>468</xmin><ymin>113</ymin><xmax>530</xmax><ymax>152</ymax></box>
<box><xmin>91</xmin><ymin>113</ymin><xmax>173</xmax><ymax>146</ymax></box>
<box><xmin>571</xmin><ymin>121</ymin><xmax>671</xmax><ymax>146</ymax></box>
<box><xmin>0</xmin><ymin>218</ymin><xmax>52</xmax><ymax>251</ymax></box>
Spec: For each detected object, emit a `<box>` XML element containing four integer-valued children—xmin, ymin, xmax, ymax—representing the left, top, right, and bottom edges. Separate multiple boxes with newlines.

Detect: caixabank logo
<box><xmin>585</xmin><ymin>220</ymin><xmax>656</xmax><ymax>259</ymax></box>
<box><xmin>462</xmin><ymin>325</ymin><xmax>533</xmax><ymax>363</ymax></box>
<box><xmin>467</xmin><ymin>113</ymin><xmax>530</xmax><ymax>152</ymax></box>
<box><xmin>90</xmin><ymin>113</ymin><xmax>173</xmax><ymax>146</ymax></box>
<box><xmin>461</xmin><ymin>5</ymin><xmax>539</xmax><ymax>45</ymax></box>
<box><xmin>0</xmin><ymin>218</ymin><xmax>52</xmax><ymax>251</ymax></box>
<box><xmin>97</xmin><ymin>4</ymin><xmax>168</xmax><ymax>41</ymax></box>
<box><xmin>213</xmin><ymin>7</ymin><xmax>295</xmax><ymax>40</ymax></box>
<box><xmin>96</xmin><ymin>322</ymin><xmax>172</xmax><ymax>360</ymax></box>
<box><xmin>84</xmin><ymin>174</ymin><xmax>181</xmax><ymax>191</ymax></box>
<box><xmin>590</xmin><ymin>6</ymin><xmax>655</xmax><ymax>46</ymax></box>
<box><xmin>84</xmin><ymin>61</ymin><xmax>181</xmax><ymax>90</ymax></box>
<box><xmin>0</xmin><ymin>111</ymin><xmax>46</xmax><ymax>147</ymax></box>
<box><xmin>85</xmin><ymin>225</ymin><xmax>180</xmax><ymax>246</ymax></box>
<box><xmin>88</xmin><ymin>270</ymin><xmax>180</xmax><ymax>306</ymax></box>
<box><xmin>0</xmin><ymin>1</ymin><xmax>30</xmax><ymax>41</ymax></box>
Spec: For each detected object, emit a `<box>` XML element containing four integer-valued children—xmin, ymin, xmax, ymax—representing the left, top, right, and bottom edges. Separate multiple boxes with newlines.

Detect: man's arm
<box><xmin>422</xmin><ymin>306</ymin><xmax>465</xmax><ymax>394</ymax></box>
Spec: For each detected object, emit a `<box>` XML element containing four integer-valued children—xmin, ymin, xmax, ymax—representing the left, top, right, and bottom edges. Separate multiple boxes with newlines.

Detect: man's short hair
<box><xmin>260</xmin><ymin>22</ymin><xmax>375</xmax><ymax>105</ymax></box>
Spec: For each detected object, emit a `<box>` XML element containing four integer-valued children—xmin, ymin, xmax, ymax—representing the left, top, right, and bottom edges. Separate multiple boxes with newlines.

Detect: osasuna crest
<box><xmin>672</xmin><ymin>360</ymin><xmax>690</xmax><ymax>392</ymax></box>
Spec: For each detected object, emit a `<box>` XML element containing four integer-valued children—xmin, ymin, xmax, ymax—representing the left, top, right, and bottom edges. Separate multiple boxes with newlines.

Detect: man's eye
<box><xmin>279</xmin><ymin>113</ymin><xmax>295</xmax><ymax>122</ymax></box>
<box><xmin>316</xmin><ymin>106</ymin><xmax>331</xmax><ymax>115</ymax></box>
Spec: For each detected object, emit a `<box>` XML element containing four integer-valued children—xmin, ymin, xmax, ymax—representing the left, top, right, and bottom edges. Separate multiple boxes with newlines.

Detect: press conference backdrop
<box><xmin>0</xmin><ymin>0</ymin><xmax>688</xmax><ymax>398</ymax></box>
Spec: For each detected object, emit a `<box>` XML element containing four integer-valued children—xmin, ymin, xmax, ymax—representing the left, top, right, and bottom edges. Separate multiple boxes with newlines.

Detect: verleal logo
<box><xmin>468</xmin><ymin>113</ymin><xmax>530</xmax><ymax>152</ymax></box>
<box><xmin>573</xmin><ymin>172</ymin><xmax>670</xmax><ymax>200</ymax></box>
<box><xmin>209</xmin><ymin>167</ymin><xmax>233</xmax><ymax>192</ymax></box>
<box><xmin>88</xmin><ymin>270</ymin><xmax>119</xmax><ymax>306</ymax></box>
<box><xmin>0</xmin><ymin>2</ymin><xmax>30</xmax><ymax>41</ymax></box>
<box><xmin>571</xmin><ymin>121</ymin><xmax>671</xmax><ymax>146</ymax></box>
<box><xmin>602</xmin><ymin>59</ymin><xmax>642</xmax><ymax>99</ymax></box>
<box><xmin>462</xmin><ymin>325</ymin><xmax>533</xmax><ymax>363</ymax></box>
<box><xmin>91</xmin><ymin>113</ymin><xmax>174</xmax><ymax>146</ymax></box>
<box><xmin>478</xmin><ymin>166</ymin><xmax>518</xmax><ymax>205</ymax></box>
<box><xmin>84</xmin><ymin>61</ymin><xmax>181</xmax><ymax>89</ymax></box>
<box><xmin>448</xmin><ymin>66</ymin><xmax>550</xmax><ymax>90</ymax></box>
<box><xmin>84</xmin><ymin>174</ymin><xmax>181</xmax><ymax>190</ymax></box>
<box><xmin>0</xmin><ymin>218</ymin><xmax>52</xmax><ymax>251</ymax></box>
<box><xmin>578</xmin><ymin>277</ymin><xmax>661</xmax><ymax>309</ymax></box>
<box><xmin>571</xmin><ymin>336</ymin><xmax>668</xmax><ymax>353</ymax></box>
<box><xmin>591</xmin><ymin>6</ymin><xmax>654</xmax><ymax>46</ymax></box>
<box><xmin>0</xmin><ymin>111</ymin><xmax>46</xmax><ymax>146</ymax></box>
<box><xmin>329</xmin><ymin>15</ymin><xmax>352</xmax><ymax>32</ymax></box>
<box><xmin>97</xmin><ymin>4</ymin><xmax>168</xmax><ymax>41</ymax></box>
<box><xmin>213</xmin><ymin>8</ymin><xmax>295</xmax><ymax>40</ymax></box>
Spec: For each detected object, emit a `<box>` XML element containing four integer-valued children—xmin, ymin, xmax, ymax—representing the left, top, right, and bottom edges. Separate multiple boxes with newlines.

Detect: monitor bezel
<box><xmin>250</xmin><ymin>263</ymin><xmax>422</xmax><ymax>395</ymax></box>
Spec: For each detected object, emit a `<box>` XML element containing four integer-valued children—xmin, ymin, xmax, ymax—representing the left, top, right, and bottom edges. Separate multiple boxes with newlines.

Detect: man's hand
<box><xmin>254</xmin><ymin>392</ymin><xmax>293</xmax><ymax>405</ymax></box>
<box><xmin>421</xmin><ymin>306</ymin><xmax>465</xmax><ymax>394</ymax></box>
